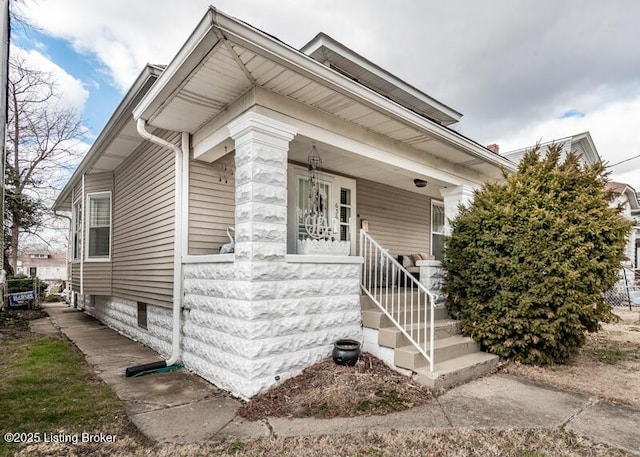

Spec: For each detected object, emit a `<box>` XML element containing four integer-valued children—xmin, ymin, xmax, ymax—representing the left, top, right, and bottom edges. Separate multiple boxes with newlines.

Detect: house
<box><xmin>502</xmin><ymin>133</ymin><xmax>639</xmax><ymax>269</ymax></box>
<box><xmin>53</xmin><ymin>7</ymin><xmax>515</xmax><ymax>399</ymax></box>
<box><xmin>16</xmin><ymin>249</ymin><xmax>67</xmax><ymax>283</ymax></box>
<box><xmin>500</xmin><ymin>131</ymin><xmax>601</xmax><ymax>165</ymax></box>
<box><xmin>606</xmin><ymin>182</ymin><xmax>640</xmax><ymax>269</ymax></box>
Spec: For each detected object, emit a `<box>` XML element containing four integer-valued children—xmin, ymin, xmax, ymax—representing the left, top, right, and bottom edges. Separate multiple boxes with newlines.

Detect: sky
<box><xmin>11</xmin><ymin>0</ymin><xmax>640</xmax><ymax>189</ymax></box>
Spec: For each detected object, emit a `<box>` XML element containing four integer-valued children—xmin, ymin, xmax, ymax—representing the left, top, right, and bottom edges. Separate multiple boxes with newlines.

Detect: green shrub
<box><xmin>7</xmin><ymin>274</ymin><xmax>49</xmax><ymax>299</ymax></box>
<box><xmin>443</xmin><ymin>144</ymin><xmax>632</xmax><ymax>365</ymax></box>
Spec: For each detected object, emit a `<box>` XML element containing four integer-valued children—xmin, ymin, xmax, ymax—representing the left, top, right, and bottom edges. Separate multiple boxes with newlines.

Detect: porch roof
<box><xmin>132</xmin><ymin>7</ymin><xmax>516</xmax><ymax>180</ymax></box>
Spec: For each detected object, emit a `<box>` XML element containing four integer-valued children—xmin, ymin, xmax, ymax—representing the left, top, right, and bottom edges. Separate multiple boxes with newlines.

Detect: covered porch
<box><xmin>129</xmin><ymin>7</ymin><xmax>513</xmax><ymax>398</ymax></box>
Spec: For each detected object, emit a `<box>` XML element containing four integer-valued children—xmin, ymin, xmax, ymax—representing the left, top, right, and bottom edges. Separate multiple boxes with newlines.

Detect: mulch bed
<box><xmin>239</xmin><ymin>353</ymin><xmax>433</xmax><ymax>420</ymax></box>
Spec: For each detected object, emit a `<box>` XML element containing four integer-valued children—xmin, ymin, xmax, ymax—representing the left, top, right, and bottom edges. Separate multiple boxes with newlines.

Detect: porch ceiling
<box><xmin>288</xmin><ymin>138</ymin><xmax>450</xmax><ymax>199</ymax></box>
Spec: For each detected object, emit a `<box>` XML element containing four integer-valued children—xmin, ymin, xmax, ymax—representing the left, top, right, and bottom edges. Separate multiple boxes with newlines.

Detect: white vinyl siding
<box><xmin>188</xmin><ymin>153</ymin><xmax>235</xmax><ymax>255</ymax></box>
<box><xmin>82</xmin><ymin>172</ymin><xmax>114</xmax><ymax>296</ymax></box>
<box><xmin>112</xmin><ymin>130</ymin><xmax>177</xmax><ymax>308</ymax></box>
<box><xmin>356</xmin><ymin>178</ymin><xmax>431</xmax><ymax>256</ymax></box>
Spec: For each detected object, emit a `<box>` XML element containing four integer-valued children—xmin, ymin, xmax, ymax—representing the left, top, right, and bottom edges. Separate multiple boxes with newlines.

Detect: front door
<box><xmin>287</xmin><ymin>164</ymin><xmax>356</xmax><ymax>254</ymax></box>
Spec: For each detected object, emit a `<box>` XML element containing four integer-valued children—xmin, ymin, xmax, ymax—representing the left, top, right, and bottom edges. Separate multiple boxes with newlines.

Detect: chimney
<box><xmin>487</xmin><ymin>144</ymin><xmax>500</xmax><ymax>154</ymax></box>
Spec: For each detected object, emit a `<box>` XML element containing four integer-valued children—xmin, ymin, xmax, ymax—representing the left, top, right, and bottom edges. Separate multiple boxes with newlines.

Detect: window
<box><xmin>431</xmin><ymin>201</ymin><xmax>445</xmax><ymax>261</ymax></box>
<box><xmin>72</xmin><ymin>200</ymin><xmax>82</xmax><ymax>261</ymax></box>
<box><xmin>137</xmin><ymin>302</ymin><xmax>148</xmax><ymax>329</ymax></box>
<box><xmin>338</xmin><ymin>188</ymin><xmax>351</xmax><ymax>242</ymax></box>
<box><xmin>29</xmin><ymin>267</ymin><xmax>37</xmax><ymax>277</ymax></box>
<box><xmin>87</xmin><ymin>193</ymin><xmax>111</xmax><ymax>259</ymax></box>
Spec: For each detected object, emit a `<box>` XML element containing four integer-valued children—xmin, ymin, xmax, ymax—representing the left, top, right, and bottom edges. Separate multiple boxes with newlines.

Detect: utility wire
<box><xmin>608</xmin><ymin>154</ymin><xmax>640</xmax><ymax>168</ymax></box>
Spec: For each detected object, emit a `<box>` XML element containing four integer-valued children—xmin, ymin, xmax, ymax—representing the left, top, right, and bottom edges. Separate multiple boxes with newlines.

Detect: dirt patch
<box><xmin>239</xmin><ymin>353</ymin><xmax>432</xmax><ymax>420</ymax></box>
<box><xmin>0</xmin><ymin>308</ymin><xmax>48</xmax><ymax>339</ymax></box>
<box><xmin>504</xmin><ymin>308</ymin><xmax>640</xmax><ymax>407</ymax></box>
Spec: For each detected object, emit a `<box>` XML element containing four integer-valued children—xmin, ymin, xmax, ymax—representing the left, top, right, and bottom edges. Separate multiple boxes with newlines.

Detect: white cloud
<box><xmin>11</xmin><ymin>45</ymin><xmax>89</xmax><ymax>113</ymax></box>
<box><xmin>16</xmin><ymin>0</ymin><xmax>640</xmax><ymax>189</ymax></box>
<box><xmin>492</xmin><ymin>95</ymin><xmax>640</xmax><ymax>188</ymax></box>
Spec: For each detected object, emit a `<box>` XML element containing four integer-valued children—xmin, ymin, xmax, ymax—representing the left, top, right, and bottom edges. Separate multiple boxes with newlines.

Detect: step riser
<box><xmin>415</xmin><ymin>356</ymin><xmax>499</xmax><ymax>391</ymax></box>
<box><xmin>378</xmin><ymin>322</ymin><xmax>461</xmax><ymax>348</ymax></box>
<box><xmin>361</xmin><ymin>307</ymin><xmax>449</xmax><ymax>328</ymax></box>
<box><xmin>361</xmin><ymin>293</ymin><xmax>434</xmax><ymax>310</ymax></box>
<box><xmin>394</xmin><ymin>340</ymin><xmax>481</xmax><ymax>371</ymax></box>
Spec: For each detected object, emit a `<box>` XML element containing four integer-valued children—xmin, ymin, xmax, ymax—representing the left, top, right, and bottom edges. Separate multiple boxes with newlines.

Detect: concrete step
<box><xmin>361</xmin><ymin>291</ymin><xmax>430</xmax><ymax>310</ymax></box>
<box><xmin>394</xmin><ymin>336</ymin><xmax>480</xmax><ymax>371</ymax></box>
<box><xmin>378</xmin><ymin>319</ymin><xmax>461</xmax><ymax>348</ymax></box>
<box><xmin>361</xmin><ymin>306</ymin><xmax>449</xmax><ymax>329</ymax></box>
<box><xmin>414</xmin><ymin>352</ymin><xmax>500</xmax><ymax>391</ymax></box>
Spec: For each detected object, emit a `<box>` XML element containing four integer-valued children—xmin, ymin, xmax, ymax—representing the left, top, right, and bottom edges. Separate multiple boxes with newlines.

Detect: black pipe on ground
<box><xmin>125</xmin><ymin>361</ymin><xmax>167</xmax><ymax>377</ymax></box>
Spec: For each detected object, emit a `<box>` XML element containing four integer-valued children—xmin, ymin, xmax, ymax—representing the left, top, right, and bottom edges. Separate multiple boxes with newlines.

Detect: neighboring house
<box><xmin>53</xmin><ymin>7</ymin><xmax>515</xmax><ymax>399</ymax></box>
<box><xmin>501</xmin><ymin>131</ymin><xmax>601</xmax><ymax>165</ymax></box>
<box><xmin>606</xmin><ymin>182</ymin><xmax>640</xmax><ymax>269</ymax></box>
<box><xmin>16</xmin><ymin>250</ymin><xmax>67</xmax><ymax>282</ymax></box>
<box><xmin>503</xmin><ymin>134</ymin><xmax>640</xmax><ymax>275</ymax></box>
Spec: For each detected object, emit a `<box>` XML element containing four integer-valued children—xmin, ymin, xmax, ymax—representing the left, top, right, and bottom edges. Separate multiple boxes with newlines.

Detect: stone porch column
<box><xmin>228</xmin><ymin>112</ymin><xmax>297</xmax><ymax>269</ymax></box>
<box><xmin>440</xmin><ymin>185</ymin><xmax>475</xmax><ymax>236</ymax></box>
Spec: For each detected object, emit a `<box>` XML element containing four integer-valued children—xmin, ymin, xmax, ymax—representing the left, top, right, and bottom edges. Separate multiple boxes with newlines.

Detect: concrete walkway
<box><xmin>36</xmin><ymin>303</ymin><xmax>640</xmax><ymax>455</ymax></box>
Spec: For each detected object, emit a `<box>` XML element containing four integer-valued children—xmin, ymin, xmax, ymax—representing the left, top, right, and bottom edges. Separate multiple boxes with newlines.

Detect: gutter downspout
<box><xmin>79</xmin><ymin>173</ymin><xmax>85</xmax><ymax>302</ymax></box>
<box><xmin>125</xmin><ymin>119</ymin><xmax>184</xmax><ymax>376</ymax></box>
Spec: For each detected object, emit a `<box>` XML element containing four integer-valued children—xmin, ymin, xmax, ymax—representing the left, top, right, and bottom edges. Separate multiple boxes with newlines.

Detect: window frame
<box><xmin>72</xmin><ymin>198</ymin><xmax>83</xmax><ymax>263</ymax></box>
<box><xmin>431</xmin><ymin>200</ymin><xmax>445</xmax><ymax>261</ymax></box>
<box><xmin>85</xmin><ymin>191</ymin><xmax>112</xmax><ymax>262</ymax></box>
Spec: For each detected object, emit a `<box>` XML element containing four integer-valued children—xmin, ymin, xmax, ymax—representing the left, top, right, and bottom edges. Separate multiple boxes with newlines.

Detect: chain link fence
<box><xmin>605</xmin><ymin>267</ymin><xmax>640</xmax><ymax>309</ymax></box>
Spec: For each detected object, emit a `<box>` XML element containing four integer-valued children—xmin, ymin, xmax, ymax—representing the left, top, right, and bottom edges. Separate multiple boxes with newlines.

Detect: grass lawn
<box><xmin>0</xmin><ymin>310</ymin><xmax>129</xmax><ymax>456</ymax></box>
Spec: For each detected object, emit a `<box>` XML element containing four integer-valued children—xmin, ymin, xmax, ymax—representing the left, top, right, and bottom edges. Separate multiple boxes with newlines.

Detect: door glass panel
<box><xmin>297</xmin><ymin>176</ymin><xmax>330</xmax><ymax>241</ymax></box>
<box><xmin>339</xmin><ymin>188</ymin><xmax>351</xmax><ymax>242</ymax></box>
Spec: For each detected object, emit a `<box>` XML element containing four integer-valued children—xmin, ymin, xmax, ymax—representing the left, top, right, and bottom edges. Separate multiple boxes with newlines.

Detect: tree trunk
<box><xmin>10</xmin><ymin>220</ymin><xmax>18</xmax><ymax>273</ymax></box>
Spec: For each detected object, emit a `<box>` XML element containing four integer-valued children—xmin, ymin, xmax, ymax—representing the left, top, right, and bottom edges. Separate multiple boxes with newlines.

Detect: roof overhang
<box><xmin>53</xmin><ymin>65</ymin><xmax>163</xmax><ymax>212</ymax></box>
<box><xmin>133</xmin><ymin>7</ymin><xmax>516</xmax><ymax>178</ymax></box>
<box><xmin>300</xmin><ymin>32</ymin><xmax>462</xmax><ymax>126</ymax></box>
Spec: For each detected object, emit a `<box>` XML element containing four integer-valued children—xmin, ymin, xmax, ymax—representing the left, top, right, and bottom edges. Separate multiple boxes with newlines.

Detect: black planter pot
<box><xmin>332</xmin><ymin>339</ymin><xmax>361</xmax><ymax>366</ymax></box>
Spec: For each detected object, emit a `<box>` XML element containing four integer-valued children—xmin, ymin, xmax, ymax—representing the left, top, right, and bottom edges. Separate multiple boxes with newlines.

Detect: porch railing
<box><xmin>359</xmin><ymin>230</ymin><xmax>436</xmax><ymax>372</ymax></box>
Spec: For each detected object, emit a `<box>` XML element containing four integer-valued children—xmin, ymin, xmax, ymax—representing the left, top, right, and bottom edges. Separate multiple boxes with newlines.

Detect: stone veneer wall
<box><xmin>84</xmin><ymin>258</ymin><xmax>363</xmax><ymax>399</ymax></box>
<box><xmin>85</xmin><ymin>296</ymin><xmax>173</xmax><ymax>358</ymax></box>
<box><xmin>182</xmin><ymin>260</ymin><xmax>362</xmax><ymax>398</ymax></box>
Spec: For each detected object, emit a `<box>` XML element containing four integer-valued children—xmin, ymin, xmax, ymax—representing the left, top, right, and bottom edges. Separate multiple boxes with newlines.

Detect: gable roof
<box><xmin>606</xmin><ymin>181</ymin><xmax>640</xmax><ymax>210</ymax></box>
<box><xmin>55</xmin><ymin>6</ymin><xmax>518</xmax><ymax>213</ymax></box>
<box><xmin>132</xmin><ymin>7</ymin><xmax>515</xmax><ymax>177</ymax></box>
<box><xmin>502</xmin><ymin>132</ymin><xmax>600</xmax><ymax>165</ymax></box>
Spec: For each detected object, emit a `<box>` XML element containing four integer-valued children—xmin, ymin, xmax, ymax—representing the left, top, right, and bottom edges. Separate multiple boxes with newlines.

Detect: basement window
<box><xmin>137</xmin><ymin>302</ymin><xmax>148</xmax><ymax>330</ymax></box>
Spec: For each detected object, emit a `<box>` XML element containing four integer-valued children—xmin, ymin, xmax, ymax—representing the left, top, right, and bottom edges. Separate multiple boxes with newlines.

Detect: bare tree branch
<box><xmin>4</xmin><ymin>52</ymin><xmax>86</xmax><ymax>270</ymax></box>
